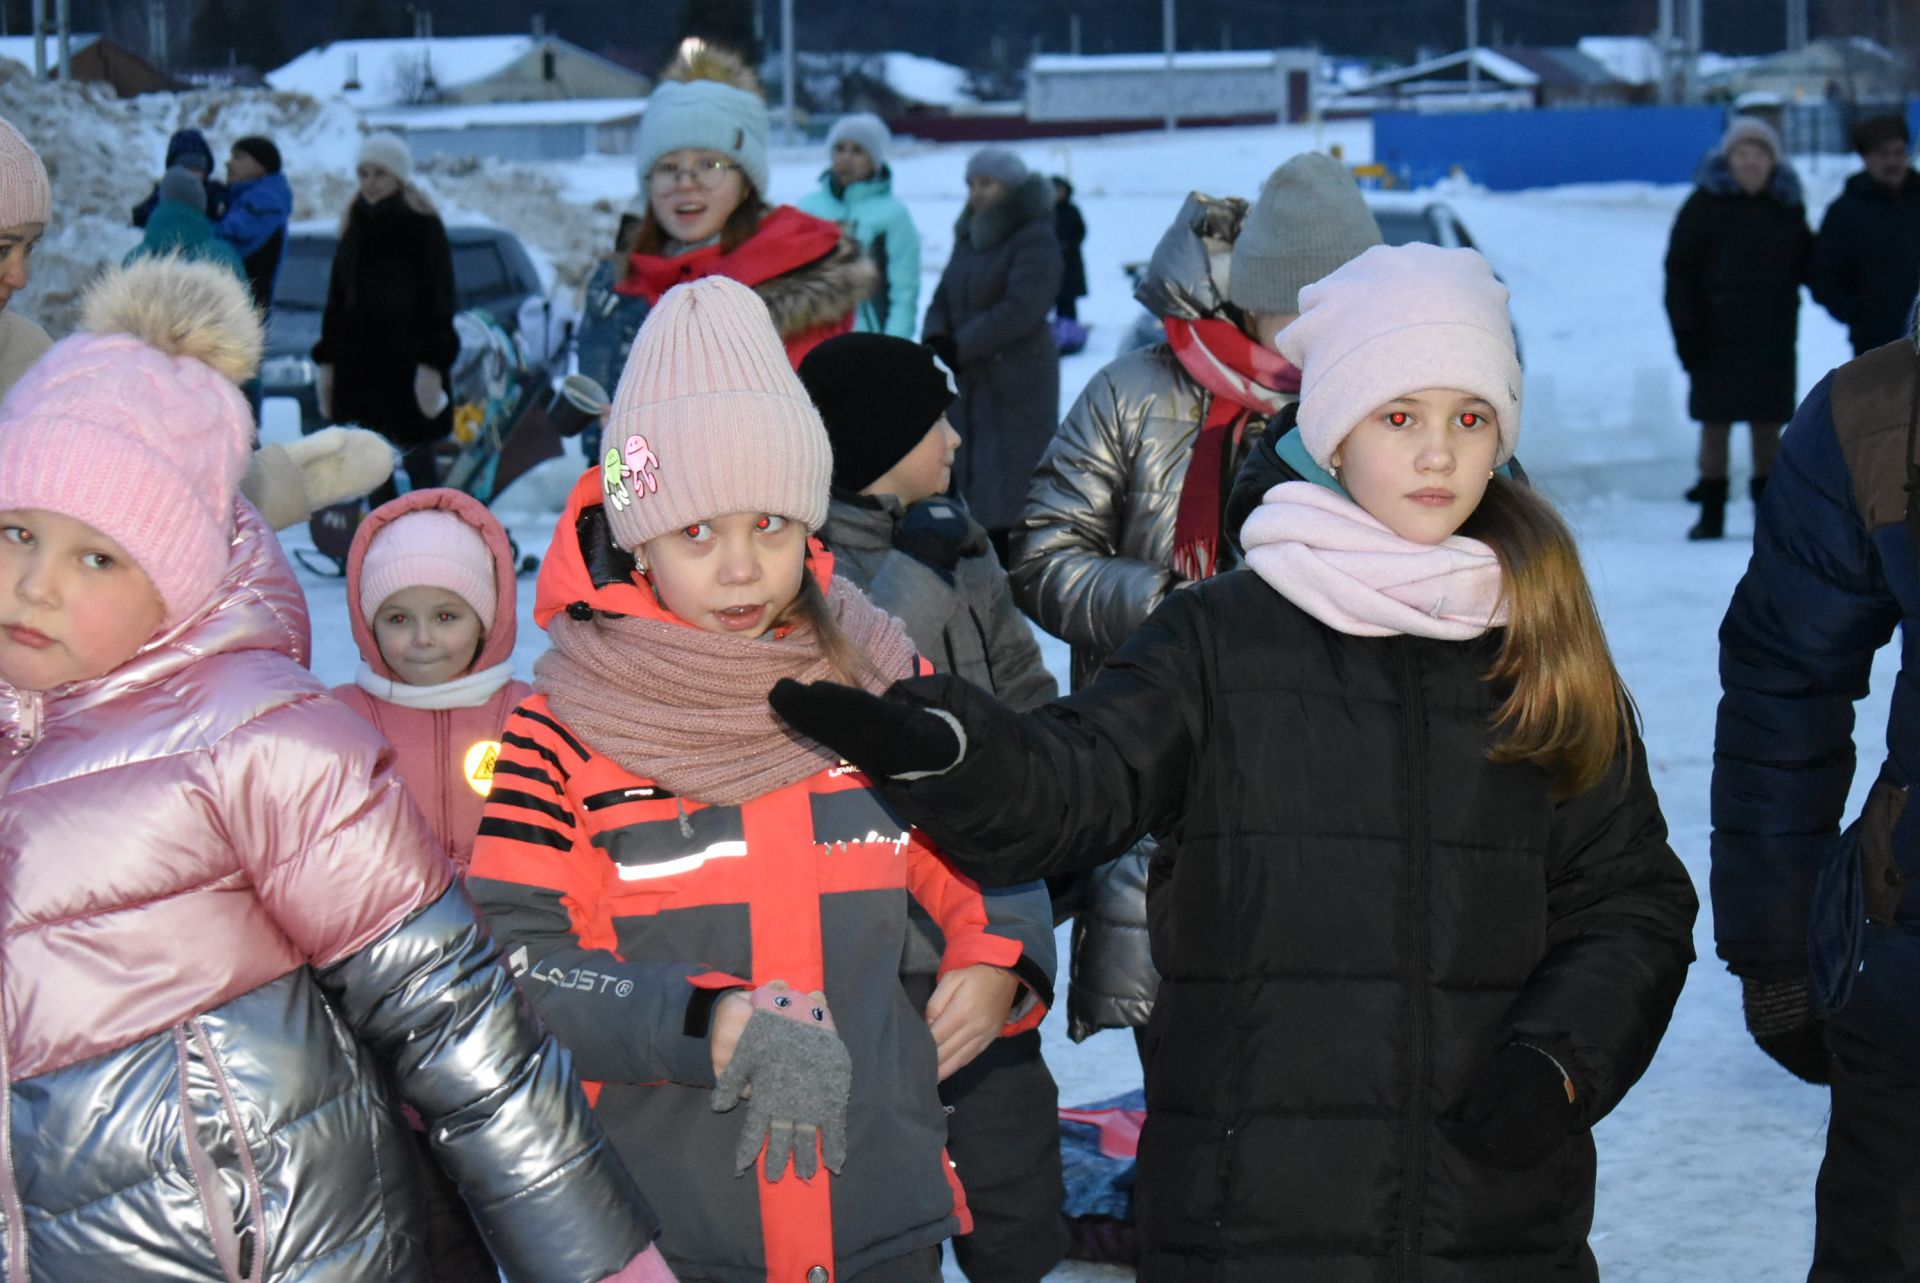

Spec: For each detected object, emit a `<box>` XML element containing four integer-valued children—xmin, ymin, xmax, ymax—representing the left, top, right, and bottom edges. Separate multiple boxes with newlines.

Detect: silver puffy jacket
<box><xmin>1010</xmin><ymin>192</ymin><xmax>1292</xmax><ymax>1040</ymax></box>
<box><xmin>0</xmin><ymin>506</ymin><xmax>654</xmax><ymax>1283</ymax></box>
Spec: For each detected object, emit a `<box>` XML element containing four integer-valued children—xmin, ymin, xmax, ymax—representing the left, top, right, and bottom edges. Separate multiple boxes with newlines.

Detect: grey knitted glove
<box><xmin>711</xmin><ymin>982</ymin><xmax>852</xmax><ymax>1181</ymax></box>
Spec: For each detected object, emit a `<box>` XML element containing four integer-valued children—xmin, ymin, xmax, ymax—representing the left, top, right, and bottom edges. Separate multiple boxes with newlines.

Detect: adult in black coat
<box><xmin>313</xmin><ymin>133</ymin><xmax>458</xmax><ymax>507</ymax></box>
<box><xmin>1051</xmin><ymin>175</ymin><xmax>1088</xmax><ymax>321</ymax></box>
<box><xmin>1810</xmin><ymin>113</ymin><xmax>1920</xmax><ymax>357</ymax></box>
<box><xmin>774</xmin><ymin>244</ymin><xmax>1697</xmax><ymax>1282</ymax></box>
<box><xmin>1664</xmin><ymin>116</ymin><xmax>1811</xmax><ymax>540</ymax></box>
<box><xmin>923</xmin><ymin>148</ymin><xmax>1063</xmax><ymax>560</ymax></box>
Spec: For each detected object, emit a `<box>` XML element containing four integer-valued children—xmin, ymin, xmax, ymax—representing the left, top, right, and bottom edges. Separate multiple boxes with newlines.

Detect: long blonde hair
<box><xmin>773</xmin><ymin>567</ymin><xmax>887</xmax><ymax>690</ymax></box>
<box><xmin>1461</xmin><ymin>476</ymin><xmax>1634</xmax><ymax>798</ymax></box>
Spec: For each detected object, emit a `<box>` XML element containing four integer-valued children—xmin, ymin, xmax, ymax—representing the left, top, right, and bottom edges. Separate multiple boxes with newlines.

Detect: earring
<box><xmin>1487</xmin><ymin>469</ymin><xmax>1496</xmax><ymax>479</ymax></box>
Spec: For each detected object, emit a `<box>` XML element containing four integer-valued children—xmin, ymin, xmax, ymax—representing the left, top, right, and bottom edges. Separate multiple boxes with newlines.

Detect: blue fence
<box><xmin>1372</xmin><ymin>106</ymin><xmax>1729</xmax><ymax>191</ymax></box>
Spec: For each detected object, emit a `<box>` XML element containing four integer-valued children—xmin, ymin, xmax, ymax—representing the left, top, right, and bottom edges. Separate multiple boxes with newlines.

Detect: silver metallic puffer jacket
<box><xmin>1010</xmin><ymin>194</ymin><xmax>1286</xmax><ymax>1040</ymax></box>
<box><xmin>0</xmin><ymin>506</ymin><xmax>655</xmax><ymax>1283</ymax></box>
<box><xmin>1010</xmin><ymin>192</ymin><xmax>1284</xmax><ymax>692</ymax></box>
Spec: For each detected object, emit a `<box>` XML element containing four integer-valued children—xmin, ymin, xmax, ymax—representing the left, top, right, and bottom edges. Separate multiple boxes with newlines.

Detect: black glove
<box><xmin>769</xmin><ymin>678</ymin><xmax>964</xmax><ymax>780</ymax></box>
<box><xmin>924</xmin><ymin>331</ymin><xmax>959</xmax><ymax>371</ymax></box>
<box><xmin>1440</xmin><ymin>1043</ymin><xmax>1580</xmax><ymax>1172</ymax></box>
<box><xmin>893</xmin><ymin>497</ymin><xmax>974</xmax><ymax>580</ymax></box>
<box><xmin>1742</xmin><ymin>976</ymin><xmax>1831</xmax><ymax>1085</ymax></box>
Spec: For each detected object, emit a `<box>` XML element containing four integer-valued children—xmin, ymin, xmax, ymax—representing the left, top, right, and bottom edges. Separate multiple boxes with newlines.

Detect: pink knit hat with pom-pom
<box><xmin>0</xmin><ymin>257</ymin><xmax>262</xmax><ymax>625</ymax></box>
<box><xmin>0</xmin><ymin>115</ymin><xmax>50</xmax><ymax>227</ymax></box>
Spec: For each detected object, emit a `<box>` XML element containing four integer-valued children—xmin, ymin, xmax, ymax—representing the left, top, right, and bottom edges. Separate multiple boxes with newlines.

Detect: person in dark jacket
<box><xmin>214</xmin><ymin>134</ymin><xmax>293</xmax><ymax>312</ymax></box>
<box><xmin>1051</xmin><ymin>176</ymin><xmax>1087</xmax><ymax>322</ymax></box>
<box><xmin>314</xmin><ymin>132</ymin><xmax>458</xmax><ymax>508</ymax></box>
<box><xmin>1665</xmin><ymin>115</ymin><xmax>1812</xmax><ymax>540</ymax></box>
<box><xmin>923</xmin><ymin>148</ymin><xmax>1063</xmax><ymax>563</ymax></box>
<box><xmin>131</xmin><ymin>127</ymin><xmax>227</xmax><ymax>228</ymax></box>
<box><xmin>125</xmin><ymin>166</ymin><xmax>247</xmax><ymax>284</ymax></box>
<box><xmin>772</xmin><ymin>243</ymin><xmax>1697</xmax><ymax>1282</ymax></box>
<box><xmin>1711</xmin><ymin>314</ymin><xmax>1920</xmax><ymax>1280</ymax></box>
<box><xmin>1013</xmin><ymin>155</ymin><xmax>1382</xmax><ymax>1058</ymax></box>
<box><xmin>1811</xmin><ymin>113</ymin><xmax>1920</xmax><ymax>358</ymax></box>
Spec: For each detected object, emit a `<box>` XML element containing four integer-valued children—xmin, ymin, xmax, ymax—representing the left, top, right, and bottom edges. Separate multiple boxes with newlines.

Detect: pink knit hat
<box><xmin>358</xmin><ymin>504</ymin><xmax>500</xmax><ymax>631</ymax></box>
<box><xmin>0</xmin><ymin>258</ymin><xmax>261</xmax><ymax>626</ymax></box>
<box><xmin>0</xmin><ymin>115</ymin><xmax>50</xmax><ymax>228</ymax></box>
<box><xmin>1277</xmin><ymin>242</ymin><xmax>1522</xmax><ymax>468</ymax></box>
<box><xmin>600</xmin><ymin>276</ymin><xmax>831</xmax><ymax>551</ymax></box>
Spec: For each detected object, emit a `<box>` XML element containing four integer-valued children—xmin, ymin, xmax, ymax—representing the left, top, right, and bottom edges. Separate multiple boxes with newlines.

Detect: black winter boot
<box><xmin>1688</xmin><ymin>478</ymin><xmax>1729</xmax><ymax>540</ymax></box>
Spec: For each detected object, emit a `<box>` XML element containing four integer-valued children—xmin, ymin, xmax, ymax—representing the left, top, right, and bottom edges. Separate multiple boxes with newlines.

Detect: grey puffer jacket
<box><xmin>1010</xmin><ymin>192</ymin><xmax>1288</xmax><ymax>1040</ymax></box>
<box><xmin>0</xmin><ymin>505</ymin><xmax>656</xmax><ymax>1283</ymax></box>
<box><xmin>922</xmin><ymin>172</ymin><xmax>1064</xmax><ymax>531</ymax></box>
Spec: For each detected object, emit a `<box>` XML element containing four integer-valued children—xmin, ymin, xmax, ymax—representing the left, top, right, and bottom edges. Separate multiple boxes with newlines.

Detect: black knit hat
<box><xmin>231</xmin><ymin>135</ymin><xmax>282</xmax><ymax>175</ymax></box>
<box><xmin>798</xmin><ymin>333</ymin><xmax>957</xmax><ymax>493</ymax></box>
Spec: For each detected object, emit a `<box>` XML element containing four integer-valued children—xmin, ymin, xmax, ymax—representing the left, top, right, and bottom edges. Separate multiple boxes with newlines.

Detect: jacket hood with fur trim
<box><xmin>956</xmin><ymin>171</ymin><xmax>1055</xmax><ymax>253</ymax></box>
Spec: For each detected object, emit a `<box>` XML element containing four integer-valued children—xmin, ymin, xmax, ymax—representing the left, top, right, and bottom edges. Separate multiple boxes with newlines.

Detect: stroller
<box><xmin>299</xmin><ymin>307</ymin><xmax>564</xmax><ymax>577</ymax></box>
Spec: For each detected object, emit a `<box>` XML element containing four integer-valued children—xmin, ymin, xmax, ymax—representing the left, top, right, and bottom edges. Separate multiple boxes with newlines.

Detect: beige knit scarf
<box><xmin>534</xmin><ymin>576</ymin><xmax>917</xmax><ymax>804</ymax></box>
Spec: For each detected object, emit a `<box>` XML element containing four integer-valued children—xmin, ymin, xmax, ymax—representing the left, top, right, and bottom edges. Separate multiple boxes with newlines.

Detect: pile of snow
<box><xmin>0</xmin><ymin>58</ymin><xmax>621</xmax><ymax>338</ymax></box>
<box><xmin>876</xmin><ymin>52</ymin><xmax>974</xmax><ymax>109</ymax></box>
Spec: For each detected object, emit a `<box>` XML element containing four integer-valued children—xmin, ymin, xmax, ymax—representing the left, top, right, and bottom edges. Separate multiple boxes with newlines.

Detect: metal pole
<box><xmin>1466</xmin><ymin>0</ymin><xmax>1479</xmax><ymax>107</ymax></box>
<box><xmin>54</xmin><ymin>0</ymin><xmax>69</xmax><ymax>81</ymax></box>
<box><xmin>780</xmin><ymin>0</ymin><xmax>795</xmax><ymax>147</ymax></box>
<box><xmin>1069</xmin><ymin>12</ymin><xmax>1080</xmax><ymax>56</ymax></box>
<box><xmin>148</xmin><ymin>0</ymin><xmax>167</xmax><ymax>68</ymax></box>
<box><xmin>1682</xmin><ymin>0</ymin><xmax>1702</xmax><ymax>104</ymax></box>
<box><xmin>30</xmin><ymin>0</ymin><xmax>45</xmax><ymax>78</ymax></box>
<box><xmin>1163</xmin><ymin>0</ymin><xmax>1175</xmax><ymax>131</ymax></box>
<box><xmin>1656</xmin><ymin>0</ymin><xmax>1674</xmax><ymax>104</ymax></box>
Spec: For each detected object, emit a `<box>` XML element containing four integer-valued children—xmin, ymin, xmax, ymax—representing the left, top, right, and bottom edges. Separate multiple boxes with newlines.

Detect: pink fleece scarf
<box><xmin>1240</xmin><ymin>481</ymin><xmax>1509</xmax><ymax>639</ymax></box>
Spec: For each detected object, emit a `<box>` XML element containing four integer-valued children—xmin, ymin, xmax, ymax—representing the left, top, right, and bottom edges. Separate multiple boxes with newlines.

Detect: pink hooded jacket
<box><xmin>332</xmin><ymin>488</ymin><xmax>532</xmax><ymax>877</ymax></box>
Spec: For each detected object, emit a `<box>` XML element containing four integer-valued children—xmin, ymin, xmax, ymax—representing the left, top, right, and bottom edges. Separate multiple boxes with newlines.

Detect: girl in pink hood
<box><xmin>334</xmin><ymin>487</ymin><xmax>532</xmax><ymax>878</ymax></box>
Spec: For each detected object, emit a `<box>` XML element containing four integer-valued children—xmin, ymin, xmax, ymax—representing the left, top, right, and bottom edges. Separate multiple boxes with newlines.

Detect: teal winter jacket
<box><xmin>798</xmin><ymin>168</ymin><xmax>921</xmax><ymax>338</ymax></box>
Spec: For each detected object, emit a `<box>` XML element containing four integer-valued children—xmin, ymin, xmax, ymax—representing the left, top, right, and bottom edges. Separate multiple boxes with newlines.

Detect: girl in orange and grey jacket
<box><xmin>469</xmin><ymin>277</ymin><xmax>1053</xmax><ymax>1283</ymax></box>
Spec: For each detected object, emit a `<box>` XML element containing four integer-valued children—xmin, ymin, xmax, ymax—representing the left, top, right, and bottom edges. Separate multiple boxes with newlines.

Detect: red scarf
<box><xmin>1163</xmin><ymin>316</ymin><xmax>1301</xmax><ymax>582</ymax></box>
<box><xmin>613</xmin><ymin>204</ymin><xmax>842</xmax><ymax>301</ymax></box>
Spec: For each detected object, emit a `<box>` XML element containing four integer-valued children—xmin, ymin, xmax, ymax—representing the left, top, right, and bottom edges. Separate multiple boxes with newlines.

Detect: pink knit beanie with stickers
<box><xmin>600</xmin><ymin>275</ymin><xmax>831</xmax><ymax>551</ymax></box>
<box><xmin>0</xmin><ymin>258</ymin><xmax>262</xmax><ymax>626</ymax></box>
<box><xmin>1277</xmin><ymin>242</ymin><xmax>1522</xmax><ymax>468</ymax></box>
<box><xmin>0</xmin><ymin>115</ymin><xmax>50</xmax><ymax>227</ymax></box>
<box><xmin>359</xmin><ymin>506</ymin><xmax>499</xmax><ymax>631</ymax></box>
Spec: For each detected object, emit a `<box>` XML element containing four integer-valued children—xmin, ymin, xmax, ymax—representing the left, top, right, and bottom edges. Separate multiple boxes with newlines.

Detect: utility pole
<box><xmin>30</xmin><ymin>0</ymin><xmax>44</xmax><ymax>77</ymax></box>
<box><xmin>54</xmin><ymin>0</ymin><xmax>69</xmax><ymax>81</ymax></box>
<box><xmin>1786</xmin><ymin>0</ymin><xmax>1809</xmax><ymax>52</ymax></box>
<box><xmin>1466</xmin><ymin>0</ymin><xmax>1479</xmax><ymax>107</ymax></box>
<box><xmin>1656</xmin><ymin>0</ymin><xmax>1674</xmax><ymax>104</ymax></box>
<box><xmin>147</xmin><ymin>0</ymin><xmax>167</xmax><ymax>69</ymax></box>
<box><xmin>1163</xmin><ymin>0</ymin><xmax>1176</xmax><ymax>131</ymax></box>
<box><xmin>1068</xmin><ymin>13</ymin><xmax>1080</xmax><ymax>56</ymax></box>
<box><xmin>780</xmin><ymin>0</ymin><xmax>796</xmax><ymax>146</ymax></box>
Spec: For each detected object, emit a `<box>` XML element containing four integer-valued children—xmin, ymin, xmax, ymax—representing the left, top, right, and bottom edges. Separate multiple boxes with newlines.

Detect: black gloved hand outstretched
<box><xmin>1440</xmin><ymin>1042</ymin><xmax>1580</xmax><ymax>1172</ymax></box>
<box><xmin>769</xmin><ymin>679</ymin><xmax>964</xmax><ymax>781</ymax></box>
<box><xmin>1742</xmin><ymin>976</ymin><xmax>1831</xmax><ymax>1085</ymax></box>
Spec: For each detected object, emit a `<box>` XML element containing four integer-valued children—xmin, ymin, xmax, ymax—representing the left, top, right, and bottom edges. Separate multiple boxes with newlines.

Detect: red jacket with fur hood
<box><xmin>332</xmin><ymin>488</ymin><xmax>532</xmax><ymax>877</ymax></box>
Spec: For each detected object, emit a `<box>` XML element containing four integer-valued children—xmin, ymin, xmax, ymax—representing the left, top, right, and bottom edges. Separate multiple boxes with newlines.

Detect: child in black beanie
<box><xmin>799</xmin><ymin>331</ymin><xmax>1068</xmax><ymax>1282</ymax></box>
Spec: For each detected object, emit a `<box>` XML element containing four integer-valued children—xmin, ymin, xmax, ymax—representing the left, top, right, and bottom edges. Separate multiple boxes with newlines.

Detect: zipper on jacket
<box><xmin>0</xmin><ymin>692</ymin><xmax>41</xmax><ymax>1279</ymax></box>
<box><xmin>1396</xmin><ymin>642</ymin><xmax>1431</xmax><ymax>1282</ymax></box>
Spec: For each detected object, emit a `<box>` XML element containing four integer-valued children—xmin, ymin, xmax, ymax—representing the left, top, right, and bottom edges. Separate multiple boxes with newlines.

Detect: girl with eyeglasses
<box><xmin>604</xmin><ymin>42</ymin><xmax>877</xmax><ymax>370</ymax></box>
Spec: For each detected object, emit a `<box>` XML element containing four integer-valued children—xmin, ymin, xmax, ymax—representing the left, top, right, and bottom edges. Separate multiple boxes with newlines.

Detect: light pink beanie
<box><xmin>359</xmin><ymin>507</ymin><xmax>499</xmax><ymax>631</ymax></box>
<box><xmin>0</xmin><ymin>258</ymin><xmax>261</xmax><ymax>626</ymax></box>
<box><xmin>0</xmin><ymin>115</ymin><xmax>50</xmax><ymax>227</ymax></box>
<box><xmin>600</xmin><ymin>275</ymin><xmax>831</xmax><ymax>551</ymax></box>
<box><xmin>1277</xmin><ymin>242</ymin><xmax>1522</xmax><ymax>469</ymax></box>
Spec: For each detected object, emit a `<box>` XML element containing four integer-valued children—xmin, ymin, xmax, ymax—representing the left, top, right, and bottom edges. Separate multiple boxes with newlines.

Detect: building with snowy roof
<box><xmin>1332</xmin><ymin>48</ymin><xmax>1542</xmax><ymax>114</ymax></box>
<box><xmin>267</xmin><ymin>35</ymin><xmax>648</xmax><ymax>111</ymax></box>
<box><xmin>1025</xmin><ymin>49</ymin><xmax>1319</xmax><ymax>127</ymax></box>
<box><xmin>1726</xmin><ymin>37</ymin><xmax>1910</xmax><ymax>105</ymax></box>
<box><xmin>362</xmin><ymin>97</ymin><xmax>646</xmax><ymax>162</ymax></box>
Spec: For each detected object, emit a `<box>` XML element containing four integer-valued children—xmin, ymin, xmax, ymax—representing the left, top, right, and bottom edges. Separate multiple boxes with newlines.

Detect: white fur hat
<box><xmin>357</xmin><ymin>131</ymin><xmax>413</xmax><ymax>183</ymax></box>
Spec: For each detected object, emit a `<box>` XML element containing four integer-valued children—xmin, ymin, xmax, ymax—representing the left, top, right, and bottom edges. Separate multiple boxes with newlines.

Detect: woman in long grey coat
<box><xmin>923</xmin><ymin>148</ymin><xmax>1063</xmax><ymax>558</ymax></box>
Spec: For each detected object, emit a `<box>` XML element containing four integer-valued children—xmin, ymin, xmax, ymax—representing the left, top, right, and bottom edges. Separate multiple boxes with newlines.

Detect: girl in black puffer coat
<box><xmin>773</xmin><ymin>243</ymin><xmax>1698</xmax><ymax>1282</ymax></box>
<box><xmin>314</xmin><ymin>132</ymin><xmax>459</xmax><ymax>507</ymax></box>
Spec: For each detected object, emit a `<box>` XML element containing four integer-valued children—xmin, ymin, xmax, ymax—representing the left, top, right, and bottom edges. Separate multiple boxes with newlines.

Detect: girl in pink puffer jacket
<box><xmin>333</xmin><ymin>487</ymin><xmax>533</xmax><ymax>879</ymax></box>
<box><xmin>0</xmin><ymin>257</ymin><xmax>672</xmax><ymax>1283</ymax></box>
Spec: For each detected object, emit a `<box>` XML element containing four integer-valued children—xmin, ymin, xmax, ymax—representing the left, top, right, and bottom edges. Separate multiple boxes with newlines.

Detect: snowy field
<box><xmin>267</xmin><ymin>120</ymin><xmax>1889</xmax><ymax>1282</ymax></box>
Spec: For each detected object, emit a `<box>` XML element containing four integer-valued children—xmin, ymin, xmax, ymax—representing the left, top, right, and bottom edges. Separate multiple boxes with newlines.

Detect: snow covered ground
<box><xmin>268</xmin><ymin>120</ymin><xmax>1888</xmax><ymax>1281</ymax></box>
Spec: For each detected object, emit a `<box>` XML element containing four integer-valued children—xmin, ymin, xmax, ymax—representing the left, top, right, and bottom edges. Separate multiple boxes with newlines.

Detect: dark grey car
<box><xmin>260</xmin><ymin>221</ymin><xmax>544</xmax><ymax>431</ymax></box>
